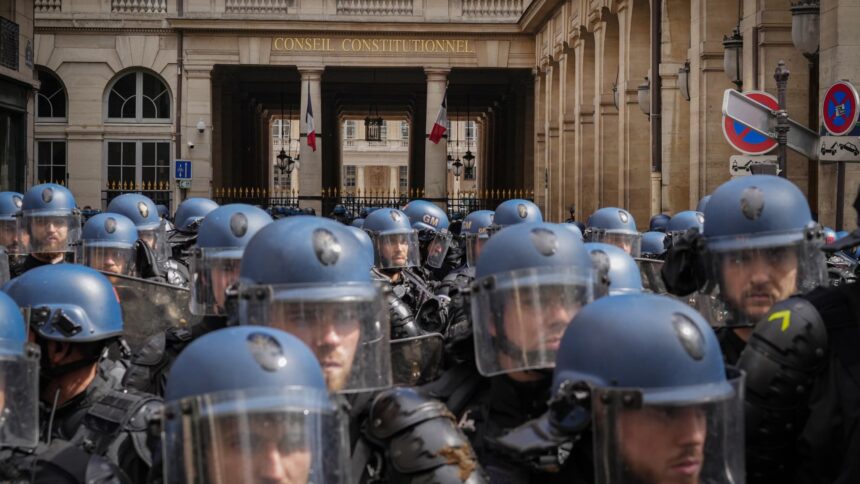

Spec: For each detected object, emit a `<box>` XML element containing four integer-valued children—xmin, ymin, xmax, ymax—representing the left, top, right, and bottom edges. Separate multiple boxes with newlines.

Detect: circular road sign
<box><xmin>822</xmin><ymin>80</ymin><xmax>860</xmax><ymax>136</ymax></box>
<box><xmin>722</xmin><ymin>91</ymin><xmax>779</xmax><ymax>155</ymax></box>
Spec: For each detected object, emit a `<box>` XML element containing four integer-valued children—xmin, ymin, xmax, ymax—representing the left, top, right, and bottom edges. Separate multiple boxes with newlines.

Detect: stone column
<box><xmin>184</xmin><ymin>67</ymin><xmax>214</xmax><ymax>198</ymax></box>
<box><xmin>299</xmin><ymin>67</ymin><xmax>323</xmax><ymax>214</ymax></box>
<box><xmin>533</xmin><ymin>68</ymin><xmax>547</xmax><ymax>213</ymax></box>
<box><xmin>389</xmin><ymin>165</ymin><xmax>398</xmax><ymax>193</ymax></box>
<box><xmin>356</xmin><ymin>165</ymin><xmax>366</xmax><ymax>193</ymax></box>
<box><xmin>660</xmin><ymin>0</ymin><xmax>692</xmax><ymax>212</ymax></box>
<box><xmin>424</xmin><ymin>68</ymin><xmax>450</xmax><ymax>203</ymax></box>
<box><xmin>544</xmin><ymin>61</ymin><xmax>562</xmax><ymax>221</ymax></box>
<box><xmin>574</xmin><ymin>33</ymin><xmax>598</xmax><ymax>217</ymax></box>
<box><xmin>558</xmin><ymin>51</ymin><xmax>578</xmax><ymax>219</ymax></box>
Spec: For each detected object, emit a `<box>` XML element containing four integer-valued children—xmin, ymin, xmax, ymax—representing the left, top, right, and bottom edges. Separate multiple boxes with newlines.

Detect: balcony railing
<box><xmin>0</xmin><ymin>17</ymin><xmax>19</xmax><ymax>71</ymax></box>
<box><xmin>111</xmin><ymin>0</ymin><xmax>167</xmax><ymax>14</ymax></box>
<box><xmin>35</xmin><ymin>0</ymin><xmax>62</xmax><ymax>12</ymax></box>
<box><xmin>342</xmin><ymin>139</ymin><xmax>410</xmax><ymax>152</ymax></box>
<box><xmin>336</xmin><ymin>0</ymin><xmax>413</xmax><ymax>15</ymax></box>
<box><xmin>226</xmin><ymin>0</ymin><xmax>293</xmax><ymax>14</ymax></box>
<box><xmin>462</xmin><ymin>0</ymin><xmax>528</xmax><ymax>18</ymax></box>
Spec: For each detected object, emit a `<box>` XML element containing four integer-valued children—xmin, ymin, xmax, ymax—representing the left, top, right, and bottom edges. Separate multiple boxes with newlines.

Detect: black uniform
<box><xmin>9</xmin><ymin>254</ymin><xmax>70</xmax><ymax>278</ymax></box>
<box><xmin>41</xmin><ymin>358</ymin><xmax>161</xmax><ymax>484</ymax></box>
<box><xmin>0</xmin><ymin>440</ymin><xmax>129</xmax><ymax>483</ymax></box>
<box><xmin>123</xmin><ymin>315</ymin><xmax>227</xmax><ymax>396</ymax></box>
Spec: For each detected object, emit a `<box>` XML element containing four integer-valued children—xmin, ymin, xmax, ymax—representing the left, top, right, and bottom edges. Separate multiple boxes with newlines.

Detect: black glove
<box><xmin>661</xmin><ymin>228</ymin><xmax>709</xmax><ymax>296</ymax></box>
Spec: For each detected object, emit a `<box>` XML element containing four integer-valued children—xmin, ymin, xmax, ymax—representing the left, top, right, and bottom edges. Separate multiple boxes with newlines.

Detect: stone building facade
<box><xmin>1</xmin><ymin>0</ymin><xmax>36</xmax><ymax>192</ymax></box>
<box><xmin>26</xmin><ymin>0</ymin><xmax>858</xmax><ymax>227</ymax></box>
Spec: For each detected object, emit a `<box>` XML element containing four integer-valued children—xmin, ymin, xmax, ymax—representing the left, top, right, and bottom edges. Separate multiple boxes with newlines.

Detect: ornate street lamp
<box><xmin>791</xmin><ymin>0</ymin><xmax>820</xmax><ymax>60</ymax></box>
<box><xmin>452</xmin><ymin>159</ymin><xmax>463</xmax><ymax>179</ymax></box>
<box><xmin>637</xmin><ymin>77</ymin><xmax>651</xmax><ymax>117</ymax></box>
<box><xmin>678</xmin><ymin>61</ymin><xmax>691</xmax><ymax>102</ymax></box>
<box><xmin>722</xmin><ymin>27</ymin><xmax>743</xmax><ymax>89</ymax></box>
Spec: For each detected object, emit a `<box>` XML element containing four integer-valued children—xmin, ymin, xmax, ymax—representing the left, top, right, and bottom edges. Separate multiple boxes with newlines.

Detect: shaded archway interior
<box><xmin>211</xmin><ymin>65</ymin><xmax>534</xmax><ymax>196</ymax></box>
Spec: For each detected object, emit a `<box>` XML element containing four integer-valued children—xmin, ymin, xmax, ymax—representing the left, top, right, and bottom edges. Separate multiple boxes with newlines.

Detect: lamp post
<box><xmin>722</xmin><ymin>28</ymin><xmax>743</xmax><ymax>89</ymax></box>
<box><xmin>774</xmin><ymin>61</ymin><xmax>790</xmax><ymax>178</ymax></box>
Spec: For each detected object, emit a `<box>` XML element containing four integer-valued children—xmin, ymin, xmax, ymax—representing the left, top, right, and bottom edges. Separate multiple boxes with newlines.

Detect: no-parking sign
<box><xmin>722</xmin><ymin>91</ymin><xmax>779</xmax><ymax>155</ymax></box>
<box><xmin>822</xmin><ymin>81</ymin><xmax>860</xmax><ymax>136</ymax></box>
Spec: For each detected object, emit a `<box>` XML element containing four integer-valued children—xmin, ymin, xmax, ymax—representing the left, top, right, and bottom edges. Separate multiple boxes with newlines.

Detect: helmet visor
<box><xmin>0</xmin><ymin>220</ymin><xmax>26</xmax><ymax>256</ymax></box>
<box><xmin>79</xmin><ymin>241</ymin><xmax>136</xmax><ymax>276</ymax></box>
<box><xmin>139</xmin><ymin>221</ymin><xmax>171</xmax><ymax>261</ymax></box>
<box><xmin>591</xmin><ymin>371</ymin><xmax>744</xmax><ymax>484</ymax></box>
<box><xmin>635</xmin><ymin>258</ymin><xmax>667</xmax><ymax>294</ymax></box>
<box><xmin>588</xmin><ymin>231</ymin><xmax>642</xmax><ymax>258</ymax></box>
<box><xmin>163</xmin><ymin>386</ymin><xmax>349</xmax><ymax>484</ymax></box>
<box><xmin>0</xmin><ymin>249</ymin><xmax>9</xmax><ymax>285</ymax></box>
<box><xmin>372</xmin><ymin>231</ymin><xmax>420</xmax><ymax>269</ymax></box>
<box><xmin>240</xmin><ymin>284</ymin><xmax>391</xmax><ymax>394</ymax></box>
<box><xmin>390</xmin><ymin>333</ymin><xmax>445</xmax><ymax>386</ymax></box>
<box><xmin>702</xmin><ymin>239</ymin><xmax>826</xmax><ymax>328</ymax></box>
<box><xmin>0</xmin><ymin>349</ymin><xmax>39</xmax><ymax>449</ymax></box>
<box><xmin>190</xmin><ymin>248</ymin><xmax>243</xmax><ymax>316</ymax></box>
<box><xmin>465</xmin><ymin>232</ymin><xmax>489</xmax><ymax>268</ymax></box>
<box><xmin>19</xmin><ymin>211</ymin><xmax>81</xmax><ymax>255</ymax></box>
<box><xmin>471</xmin><ymin>267</ymin><xmax>593</xmax><ymax>377</ymax></box>
<box><xmin>425</xmin><ymin>231</ymin><xmax>452</xmax><ymax>269</ymax></box>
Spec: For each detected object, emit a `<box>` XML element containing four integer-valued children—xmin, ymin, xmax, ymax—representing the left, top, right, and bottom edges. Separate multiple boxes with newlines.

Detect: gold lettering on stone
<box><xmin>272</xmin><ymin>37</ymin><xmax>476</xmax><ymax>54</ymax></box>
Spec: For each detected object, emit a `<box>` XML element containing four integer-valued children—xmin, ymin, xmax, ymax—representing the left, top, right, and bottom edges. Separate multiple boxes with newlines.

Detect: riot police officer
<box><xmin>585</xmin><ymin>207</ymin><xmax>641</xmax><ymax>256</ymax></box>
<box><xmin>648</xmin><ymin>213</ymin><xmax>671</xmax><ymax>233</ymax></box>
<box><xmin>584</xmin><ymin>242</ymin><xmax>643</xmax><ymax>298</ymax></box>
<box><xmin>107</xmin><ymin>193</ymin><xmax>189</xmax><ymax>286</ymax></box>
<box><xmin>3</xmin><ymin>264</ymin><xmax>160</xmax><ymax>482</ymax></box>
<box><xmin>122</xmin><ymin>204</ymin><xmax>272</xmax><ymax>396</ymax></box>
<box><xmin>489</xmin><ymin>199</ymin><xmax>543</xmax><ymax>233</ymax></box>
<box><xmin>664</xmin><ymin>210</ymin><xmax>705</xmax><ymax>246</ymax></box>
<box><xmin>162</xmin><ymin>326</ymin><xmax>350</xmax><ymax>484</ymax></box>
<box><xmin>640</xmin><ymin>231</ymin><xmax>667</xmax><ymax>259</ymax></box>
<box><xmin>696</xmin><ymin>175</ymin><xmax>827</xmax><ymax>362</ymax></box>
<box><xmin>496</xmin><ymin>293</ymin><xmax>745</xmax><ymax>484</ymax></box>
<box><xmin>168</xmin><ymin>197</ymin><xmax>219</xmax><ymax>256</ymax></box>
<box><xmin>403</xmin><ymin>199</ymin><xmax>456</xmax><ymax>277</ymax></box>
<box><xmin>238</xmin><ymin>216</ymin><xmax>391</xmax><ymax>394</ymax></box>
<box><xmin>11</xmin><ymin>184</ymin><xmax>81</xmax><ymax>276</ymax></box>
<box><xmin>0</xmin><ymin>290</ymin><xmax>129</xmax><ymax>483</ymax></box>
<box><xmin>423</xmin><ymin>221</ymin><xmax>594</xmax><ymax>482</ymax></box>
<box><xmin>0</xmin><ymin>192</ymin><xmax>25</xmax><ymax>265</ymax></box>
<box><xmin>79</xmin><ymin>213</ymin><xmax>139</xmax><ymax>276</ymax></box>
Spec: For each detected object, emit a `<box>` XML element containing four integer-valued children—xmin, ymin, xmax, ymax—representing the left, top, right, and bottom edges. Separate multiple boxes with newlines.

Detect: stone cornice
<box><xmin>518</xmin><ymin>0</ymin><xmax>565</xmax><ymax>34</ymax></box>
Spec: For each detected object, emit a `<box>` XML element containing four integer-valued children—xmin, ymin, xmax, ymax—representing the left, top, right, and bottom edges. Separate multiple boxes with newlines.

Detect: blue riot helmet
<box><xmin>174</xmin><ymin>197</ymin><xmax>219</xmax><ymax>234</ymax></box>
<box><xmin>4</xmin><ymin>264</ymin><xmax>123</xmax><ymax>344</ymax></box>
<box><xmin>79</xmin><ymin>213</ymin><xmax>139</xmax><ymax>276</ymax></box>
<box><xmin>585</xmin><ymin>243</ymin><xmax>643</xmax><ymax>297</ymax></box>
<box><xmin>19</xmin><ymin>183</ymin><xmax>81</xmax><ymax>257</ymax></box>
<box><xmin>345</xmin><ymin>225</ymin><xmax>375</xmax><ymax>270</ymax></box>
<box><xmin>190</xmin><ymin>204</ymin><xmax>273</xmax><ymax>316</ymax></box>
<box><xmin>107</xmin><ymin>193</ymin><xmax>171</xmax><ymax>260</ymax></box>
<box><xmin>155</xmin><ymin>204</ymin><xmax>169</xmax><ymax>220</ymax></box>
<box><xmin>331</xmin><ymin>204</ymin><xmax>347</xmax><ymax>217</ymax></box>
<box><xmin>696</xmin><ymin>194</ymin><xmax>711</xmax><ymax>213</ymax></box>
<box><xmin>649</xmin><ymin>213</ymin><xmax>671</xmax><ymax>233</ymax></box>
<box><xmin>403</xmin><ymin>200</ymin><xmax>450</xmax><ymax>232</ymax></box>
<box><xmin>641</xmin><ymin>231</ymin><xmax>668</xmax><ymax>259</ymax></box>
<box><xmin>0</xmin><ymin>192</ymin><xmax>24</xmax><ymax>255</ymax></box>
<box><xmin>163</xmin><ymin>326</ymin><xmax>348</xmax><ymax>484</ymax></box>
<box><xmin>490</xmin><ymin>199</ymin><xmax>543</xmax><ymax>233</ymax></box>
<box><xmin>462</xmin><ymin>210</ymin><xmax>495</xmax><ymax>268</ymax></box>
<box><xmin>471</xmin><ymin>222</ymin><xmax>593</xmax><ymax>377</ymax></box>
<box><xmin>239</xmin><ymin>217</ymin><xmax>391</xmax><ymax>393</ymax></box>
<box><xmin>362</xmin><ymin>208</ymin><xmax>420</xmax><ymax>270</ymax></box>
<box><xmin>551</xmin><ymin>294</ymin><xmax>744</xmax><ymax>484</ymax></box>
<box><xmin>701</xmin><ymin>175</ymin><xmax>826</xmax><ymax>327</ymax></box>
<box><xmin>666</xmin><ymin>210</ymin><xmax>705</xmax><ymax>246</ymax></box>
<box><xmin>0</xmin><ymin>291</ymin><xmax>39</xmax><ymax>448</ymax></box>
<box><xmin>835</xmin><ymin>230</ymin><xmax>849</xmax><ymax>241</ymax></box>
<box><xmin>585</xmin><ymin>207</ymin><xmax>642</xmax><ymax>257</ymax></box>
<box><xmin>559</xmin><ymin>222</ymin><xmax>584</xmax><ymax>240</ymax></box>
<box><xmin>350</xmin><ymin>217</ymin><xmax>365</xmax><ymax>229</ymax></box>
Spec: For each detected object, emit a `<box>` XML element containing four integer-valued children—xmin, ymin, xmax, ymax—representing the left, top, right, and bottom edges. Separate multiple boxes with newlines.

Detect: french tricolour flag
<box><xmin>306</xmin><ymin>88</ymin><xmax>317</xmax><ymax>152</ymax></box>
<box><xmin>428</xmin><ymin>88</ymin><xmax>448</xmax><ymax>144</ymax></box>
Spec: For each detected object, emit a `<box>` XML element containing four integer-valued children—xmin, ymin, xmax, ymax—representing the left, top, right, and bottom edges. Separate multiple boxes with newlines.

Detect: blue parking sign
<box><xmin>175</xmin><ymin>160</ymin><xmax>192</xmax><ymax>180</ymax></box>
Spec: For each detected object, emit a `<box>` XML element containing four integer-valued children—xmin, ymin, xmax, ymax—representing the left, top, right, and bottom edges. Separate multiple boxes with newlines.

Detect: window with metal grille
<box><xmin>400</xmin><ymin>121</ymin><xmax>409</xmax><ymax>139</ymax></box>
<box><xmin>37</xmin><ymin>141</ymin><xmax>67</xmax><ymax>184</ymax></box>
<box><xmin>107</xmin><ymin>71</ymin><xmax>171</xmax><ymax>122</ymax></box>
<box><xmin>465</xmin><ymin>121</ymin><xmax>476</xmax><ymax>140</ymax></box>
<box><xmin>36</xmin><ymin>69</ymin><xmax>68</xmax><ymax>121</ymax></box>
<box><xmin>344</xmin><ymin>120</ymin><xmax>356</xmax><ymax>139</ymax></box>
<box><xmin>0</xmin><ymin>17</ymin><xmax>18</xmax><ymax>71</ymax></box>
<box><xmin>344</xmin><ymin>165</ymin><xmax>356</xmax><ymax>188</ymax></box>
<box><xmin>106</xmin><ymin>140</ymin><xmax>170</xmax><ymax>187</ymax></box>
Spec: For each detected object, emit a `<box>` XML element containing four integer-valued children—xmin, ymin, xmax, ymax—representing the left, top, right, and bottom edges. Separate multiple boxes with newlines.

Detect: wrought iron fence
<box><xmin>102</xmin><ymin>181</ymin><xmax>173</xmax><ymax>211</ymax></box>
<box><xmin>213</xmin><ymin>186</ymin><xmax>533</xmax><ymax>220</ymax></box>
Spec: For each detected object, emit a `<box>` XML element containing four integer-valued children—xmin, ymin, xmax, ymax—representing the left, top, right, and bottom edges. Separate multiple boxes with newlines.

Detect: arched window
<box><xmin>36</xmin><ymin>68</ymin><xmax>67</xmax><ymax>121</ymax></box>
<box><xmin>106</xmin><ymin>70</ymin><xmax>171</xmax><ymax>122</ymax></box>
